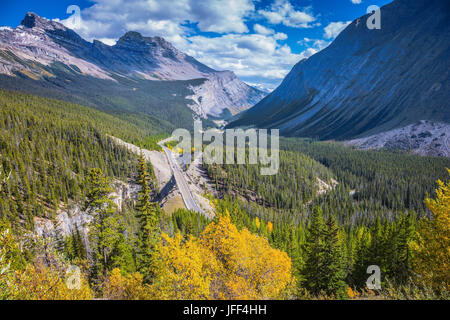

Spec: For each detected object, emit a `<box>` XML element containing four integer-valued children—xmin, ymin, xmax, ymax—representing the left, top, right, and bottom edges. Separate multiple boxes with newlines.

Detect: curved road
<box><xmin>158</xmin><ymin>139</ymin><xmax>204</xmax><ymax>214</ymax></box>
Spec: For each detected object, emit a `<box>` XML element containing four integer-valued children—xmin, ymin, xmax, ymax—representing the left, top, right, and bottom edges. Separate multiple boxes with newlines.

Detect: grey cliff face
<box><xmin>230</xmin><ymin>0</ymin><xmax>449</xmax><ymax>140</ymax></box>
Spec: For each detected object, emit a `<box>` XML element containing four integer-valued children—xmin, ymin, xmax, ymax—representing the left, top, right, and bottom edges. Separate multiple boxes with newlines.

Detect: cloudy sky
<box><xmin>1</xmin><ymin>0</ymin><xmax>391</xmax><ymax>91</ymax></box>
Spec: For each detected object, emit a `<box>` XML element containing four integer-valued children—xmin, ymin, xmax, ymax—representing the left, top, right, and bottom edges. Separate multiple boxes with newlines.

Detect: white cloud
<box><xmin>274</xmin><ymin>32</ymin><xmax>288</xmax><ymax>40</ymax></box>
<box><xmin>97</xmin><ymin>38</ymin><xmax>117</xmax><ymax>46</ymax></box>
<box><xmin>245</xmin><ymin>81</ymin><xmax>273</xmax><ymax>93</ymax></box>
<box><xmin>298</xmin><ymin>38</ymin><xmax>331</xmax><ymax>51</ymax></box>
<box><xmin>190</xmin><ymin>0</ymin><xmax>254</xmax><ymax>33</ymax></box>
<box><xmin>253</xmin><ymin>23</ymin><xmax>274</xmax><ymax>35</ymax></box>
<box><xmin>182</xmin><ymin>32</ymin><xmax>314</xmax><ymax>90</ymax></box>
<box><xmin>54</xmin><ymin>0</ymin><xmax>321</xmax><ymax>89</ymax></box>
<box><xmin>258</xmin><ymin>0</ymin><xmax>318</xmax><ymax>28</ymax></box>
<box><xmin>351</xmin><ymin>0</ymin><xmax>362</xmax><ymax>4</ymax></box>
<box><xmin>323</xmin><ymin>21</ymin><xmax>351</xmax><ymax>39</ymax></box>
<box><xmin>59</xmin><ymin>0</ymin><xmax>254</xmax><ymax>44</ymax></box>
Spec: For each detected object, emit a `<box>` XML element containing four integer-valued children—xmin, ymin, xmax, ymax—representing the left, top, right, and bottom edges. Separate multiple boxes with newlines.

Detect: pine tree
<box><xmin>85</xmin><ymin>168</ymin><xmax>118</xmax><ymax>279</ymax></box>
<box><xmin>74</xmin><ymin>224</ymin><xmax>87</xmax><ymax>261</ymax></box>
<box><xmin>135</xmin><ymin>154</ymin><xmax>161</xmax><ymax>282</ymax></box>
<box><xmin>302</xmin><ymin>206</ymin><xmax>326</xmax><ymax>295</ymax></box>
<box><xmin>110</xmin><ymin>225</ymin><xmax>136</xmax><ymax>274</ymax></box>
<box><xmin>0</xmin><ymin>164</ymin><xmax>11</xmax><ymax>192</ymax></box>
<box><xmin>322</xmin><ymin>216</ymin><xmax>347</xmax><ymax>298</ymax></box>
<box><xmin>391</xmin><ymin>214</ymin><xmax>414</xmax><ymax>284</ymax></box>
<box><xmin>64</xmin><ymin>224</ymin><xmax>86</xmax><ymax>262</ymax></box>
<box><xmin>352</xmin><ymin>226</ymin><xmax>372</xmax><ymax>288</ymax></box>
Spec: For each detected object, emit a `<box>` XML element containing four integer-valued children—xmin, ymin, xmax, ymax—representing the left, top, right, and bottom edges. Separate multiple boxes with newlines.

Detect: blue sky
<box><xmin>0</xmin><ymin>0</ymin><xmax>392</xmax><ymax>91</ymax></box>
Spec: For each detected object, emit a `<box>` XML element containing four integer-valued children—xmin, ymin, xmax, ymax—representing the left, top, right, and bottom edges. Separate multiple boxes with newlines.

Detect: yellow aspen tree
<box><xmin>267</xmin><ymin>221</ymin><xmax>273</xmax><ymax>233</ymax></box>
<box><xmin>9</xmin><ymin>264</ymin><xmax>92</xmax><ymax>300</ymax></box>
<box><xmin>150</xmin><ymin>216</ymin><xmax>295</xmax><ymax>300</ymax></box>
<box><xmin>103</xmin><ymin>268</ymin><xmax>151</xmax><ymax>300</ymax></box>
<box><xmin>412</xmin><ymin>169</ymin><xmax>450</xmax><ymax>291</ymax></box>
<box><xmin>149</xmin><ymin>233</ymin><xmax>219</xmax><ymax>300</ymax></box>
<box><xmin>200</xmin><ymin>216</ymin><xmax>294</xmax><ymax>299</ymax></box>
<box><xmin>254</xmin><ymin>217</ymin><xmax>261</xmax><ymax>229</ymax></box>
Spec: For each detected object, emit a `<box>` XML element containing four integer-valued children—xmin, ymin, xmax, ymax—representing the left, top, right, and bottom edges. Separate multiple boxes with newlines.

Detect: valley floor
<box><xmin>110</xmin><ymin>136</ymin><xmax>214</xmax><ymax>217</ymax></box>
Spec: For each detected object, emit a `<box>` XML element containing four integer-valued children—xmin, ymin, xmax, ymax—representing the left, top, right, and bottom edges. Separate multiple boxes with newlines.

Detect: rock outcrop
<box><xmin>33</xmin><ymin>180</ymin><xmax>139</xmax><ymax>242</ymax></box>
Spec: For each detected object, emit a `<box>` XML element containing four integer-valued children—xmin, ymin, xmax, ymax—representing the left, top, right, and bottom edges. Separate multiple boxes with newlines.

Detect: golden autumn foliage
<box><xmin>0</xmin><ymin>227</ymin><xmax>91</xmax><ymax>300</ymax></box>
<box><xmin>346</xmin><ymin>286</ymin><xmax>359</xmax><ymax>299</ymax></box>
<box><xmin>102</xmin><ymin>268</ymin><xmax>151</xmax><ymax>300</ymax></box>
<box><xmin>201</xmin><ymin>216</ymin><xmax>295</xmax><ymax>299</ymax></box>
<box><xmin>267</xmin><ymin>221</ymin><xmax>273</xmax><ymax>233</ymax></box>
<box><xmin>254</xmin><ymin>217</ymin><xmax>261</xmax><ymax>229</ymax></box>
<box><xmin>412</xmin><ymin>169</ymin><xmax>450</xmax><ymax>291</ymax></box>
<box><xmin>150</xmin><ymin>216</ymin><xmax>295</xmax><ymax>300</ymax></box>
<box><xmin>6</xmin><ymin>263</ymin><xmax>92</xmax><ymax>300</ymax></box>
<box><xmin>150</xmin><ymin>233</ymin><xmax>218</xmax><ymax>299</ymax></box>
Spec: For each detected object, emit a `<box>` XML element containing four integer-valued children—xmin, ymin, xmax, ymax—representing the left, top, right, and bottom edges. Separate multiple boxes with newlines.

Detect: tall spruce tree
<box><xmin>352</xmin><ymin>227</ymin><xmax>372</xmax><ymax>288</ymax></box>
<box><xmin>136</xmin><ymin>153</ymin><xmax>161</xmax><ymax>282</ymax></box>
<box><xmin>322</xmin><ymin>216</ymin><xmax>347</xmax><ymax>298</ymax></box>
<box><xmin>85</xmin><ymin>168</ymin><xmax>119</xmax><ymax>279</ymax></box>
<box><xmin>302</xmin><ymin>208</ymin><xmax>347</xmax><ymax>297</ymax></box>
<box><xmin>393</xmin><ymin>214</ymin><xmax>415</xmax><ymax>284</ymax></box>
<box><xmin>302</xmin><ymin>206</ymin><xmax>326</xmax><ymax>295</ymax></box>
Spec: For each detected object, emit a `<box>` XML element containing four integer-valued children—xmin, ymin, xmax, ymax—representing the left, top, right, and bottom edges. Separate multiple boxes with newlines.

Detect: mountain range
<box><xmin>230</xmin><ymin>0</ymin><xmax>449</xmax><ymax>146</ymax></box>
<box><xmin>0</xmin><ymin>2</ymin><xmax>448</xmax><ymax>157</ymax></box>
<box><xmin>0</xmin><ymin>12</ymin><xmax>265</xmax><ymax>128</ymax></box>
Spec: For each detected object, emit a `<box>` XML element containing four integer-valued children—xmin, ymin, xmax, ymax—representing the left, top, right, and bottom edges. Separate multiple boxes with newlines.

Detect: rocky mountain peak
<box><xmin>21</xmin><ymin>12</ymin><xmax>45</xmax><ymax>28</ymax></box>
<box><xmin>149</xmin><ymin>36</ymin><xmax>176</xmax><ymax>50</ymax></box>
<box><xmin>117</xmin><ymin>31</ymin><xmax>144</xmax><ymax>43</ymax></box>
<box><xmin>20</xmin><ymin>12</ymin><xmax>64</xmax><ymax>31</ymax></box>
<box><xmin>0</xmin><ymin>12</ymin><xmax>266</xmax><ymax>119</ymax></box>
<box><xmin>116</xmin><ymin>31</ymin><xmax>179</xmax><ymax>56</ymax></box>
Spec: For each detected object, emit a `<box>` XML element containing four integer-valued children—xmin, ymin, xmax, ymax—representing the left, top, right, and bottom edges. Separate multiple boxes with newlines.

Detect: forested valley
<box><xmin>0</xmin><ymin>89</ymin><xmax>449</xmax><ymax>300</ymax></box>
<box><xmin>204</xmin><ymin>136</ymin><xmax>450</xmax><ymax>298</ymax></box>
